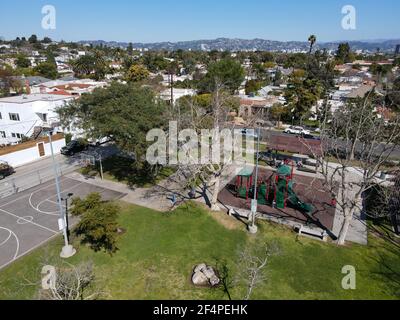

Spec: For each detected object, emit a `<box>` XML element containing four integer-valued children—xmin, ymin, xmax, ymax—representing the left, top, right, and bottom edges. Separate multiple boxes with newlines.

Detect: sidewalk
<box><xmin>66</xmin><ymin>172</ymin><xmax>176</xmax><ymax>212</ymax></box>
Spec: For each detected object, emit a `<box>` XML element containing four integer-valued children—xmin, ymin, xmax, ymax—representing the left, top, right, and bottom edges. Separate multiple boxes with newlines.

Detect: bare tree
<box><xmin>235</xmin><ymin>242</ymin><xmax>280</xmax><ymax>300</ymax></box>
<box><xmin>149</xmin><ymin>81</ymin><xmax>249</xmax><ymax>211</ymax></box>
<box><xmin>303</xmin><ymin>90</ymin><xmax>400</xmax><ymax>245</ymax></box>
<box><xmin>38</xmin><ymin>261</ymin><xmax>103</xmax><ymax>300</ymax></box>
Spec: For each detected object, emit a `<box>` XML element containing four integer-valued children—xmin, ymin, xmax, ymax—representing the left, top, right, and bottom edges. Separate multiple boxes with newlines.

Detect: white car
<box><xmin>284</xmin><ymin>126</ymin><xmax>311</xmax><ymax>136</ymax></box>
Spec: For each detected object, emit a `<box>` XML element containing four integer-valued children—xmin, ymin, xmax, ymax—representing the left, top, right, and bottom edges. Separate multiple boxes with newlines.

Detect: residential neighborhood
<box><xmin>0</xmin><ymin>0</ymin><xmax>399</xmax><ymax>309</ymax></box>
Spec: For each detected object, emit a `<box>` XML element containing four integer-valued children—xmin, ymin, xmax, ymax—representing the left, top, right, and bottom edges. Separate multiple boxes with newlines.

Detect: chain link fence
<box><xmin>0</xmin><ymin>160</ymin><xmax>80</xmax><ymax>199</ymax></box>
<box><xmin>0</xmin><ymin>144</ymin><xmax>120</xmax><ymax>200</ymax></box>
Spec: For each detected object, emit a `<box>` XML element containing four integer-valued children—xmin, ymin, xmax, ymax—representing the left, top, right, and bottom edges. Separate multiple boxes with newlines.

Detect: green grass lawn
<box><xmin>0</xmin><ymin>202</ymin><xmax>399</xmax><ymax>300</ymax></box>
<box><xmin>80</xmin><ymin>155</ymin><xmax>176</xmax><ymax>188</ymax></box>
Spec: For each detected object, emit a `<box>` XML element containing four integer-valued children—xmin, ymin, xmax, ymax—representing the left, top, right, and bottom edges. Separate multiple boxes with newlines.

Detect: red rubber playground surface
<box><xmin>218</xmin><ymin>168</ymin><xmax>337</xmax><ymax>232</ymax></box>
<box><xmin>0</xmin><ymin>176</ymin><xmax>125</xmax><ymax>270</ymax></box>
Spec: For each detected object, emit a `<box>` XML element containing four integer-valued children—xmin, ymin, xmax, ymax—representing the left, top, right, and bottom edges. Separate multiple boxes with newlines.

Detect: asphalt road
<box><xmin>262</xmin><ymin>130</ymin><xmax>400</xmax><ymax>160</ymax></box>
<box><xmin>0</xmin><ymin>144</ymin><xmax>120</xmax><ymax>199</ymax></box>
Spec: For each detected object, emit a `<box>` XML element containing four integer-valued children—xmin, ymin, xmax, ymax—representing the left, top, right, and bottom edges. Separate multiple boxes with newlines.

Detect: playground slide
<box><xmin>287</xmin><ymin>182</ymin><xmax>314</xmax><ymax>215</ymax></box>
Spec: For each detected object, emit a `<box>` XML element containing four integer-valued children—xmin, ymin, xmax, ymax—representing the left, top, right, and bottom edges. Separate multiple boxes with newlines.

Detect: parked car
<box><xmin>61</xmin><ymin>140</ymin><xmax>89</xmax><ymax>156</ymax></box>
<box><xmin>0</xmin><ymin>161</ymin><xmax>15</xmax><ymax>180</ymax></box>
<box><xmin>284</xmin><ymin>126</ymin><xmax>311</xmax><ymax>136</ymax></box>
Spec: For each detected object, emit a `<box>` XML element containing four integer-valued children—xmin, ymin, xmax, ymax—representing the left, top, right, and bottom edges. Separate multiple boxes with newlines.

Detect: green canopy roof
<box><xmin>238</xmin><ymin>167</ymin><xmax>254</xmax><ymax>177</ymax></box>
<box><xmin>277</xmin><ymin>165</ymin><xmax>292</xmax><ymax>176</ymax></box>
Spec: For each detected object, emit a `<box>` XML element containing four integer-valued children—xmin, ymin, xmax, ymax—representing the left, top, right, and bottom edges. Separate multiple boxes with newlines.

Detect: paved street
<box><xmin>262</xmin><ymin>130</ymin><xmax>400</xmax><ymax>160</ymax></box>
<box><xmin>0</xmin><ymin>144</ymin><xmax>120</xmax><ymax>199</ymax></box>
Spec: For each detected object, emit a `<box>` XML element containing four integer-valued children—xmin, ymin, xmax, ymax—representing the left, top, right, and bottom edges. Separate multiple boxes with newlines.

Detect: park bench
<box><xmin>294</xmin><ymin>224</ymin><xmax>327</xmax><ymax>241</ymax></box>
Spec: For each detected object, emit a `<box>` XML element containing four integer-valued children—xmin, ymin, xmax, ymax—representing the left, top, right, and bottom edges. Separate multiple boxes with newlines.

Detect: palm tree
<box><xmin>71</xmin><ymin>51</ymin><xmax>107</xmax><ymax>80</ymax></box>
<box><xmin>308</xmin><ymin>35</ymin><xmax>317</xmax><ymax>54</ymax></box>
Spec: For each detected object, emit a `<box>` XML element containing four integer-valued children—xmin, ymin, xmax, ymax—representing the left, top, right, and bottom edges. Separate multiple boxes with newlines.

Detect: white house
<box><xmin>160</xmin><ymin>88</ymin><xmax>196</xmax><ymax>104</ymax></box>
<box><xmin>0</xmin><ymin>94</ymin><xmax>75</xmax><ymax>146</ymax></box>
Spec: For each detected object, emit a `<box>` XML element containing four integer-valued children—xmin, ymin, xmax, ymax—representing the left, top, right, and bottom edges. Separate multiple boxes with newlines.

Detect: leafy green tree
<box><xmin>126</xmin><ymin>64</ymin><xmax>150</xmax><ymax>82</ymax></box>
<box><xmin>283</xmin><ymin>53</ymin><xmax>308</xmax><ymax>70</ymax></box>
<box><xmin>370</xmin><ymin>63</ymin><xmax>392</xmax><ymax>83</ymax></box>
<box><xmin>34</xmin><ymin>62</ymin><xmax>58</xmax><ymax>79</ymax></box>
<box><xmin>0</xmin><ymin>68</ymin><xmax>20</xmax><ymax>97</ymax></box>
<box><xmin>71</xmin><ymin>55</ymin><xmax>96</xmax><ymax>77</ymax></box>
<box><xmin>42</xmin><ymin>37</ymin><xmax>52</xmax><ymax>44</ymax></box>
<box><xmin>28</xmin><ymin>34</ymin><xmax>38</xmax><ymax>44</ymax></box>
<box><xmin>245</xmin><ymin>80</ymin><xmax>263</xmax><ymax>95</ymax></box>
<box><xmin>336</xmin><ymin>43</ymin><xmax>355</xmax><ymax>64</ymax></box>
<box><xmin>16</xmin><ymin>54</ymin><xmax>31</xmax><ymax>68</ymax></box>
<box><xmin>270</xmin><ymin>103</ymin><xmax>289</xmax><ymax>126</ymax></box>
<box><xmin>142</xmin><ymin>52</ymin><xmax>169</xmax><ymax>72</ymax></box>
<box><xmin>57</xmin><ymin>82</ymin><xmax>167</xmax><ymax>163</ymax></box>
<box><xmin>71</xmin><ymin>193</ymin><xmax>120</xmax><ymax>254</ymax></box>
<box><xmin>273</xmin><ymin>69</ymin><xmax>283</xmax><ymax>86</ymax></box>
<box><xmin>198</xmin><ymin>58</ymin><xmax>245</xmax><ymax>94</ymax></box>
<box><xmin>71</xmin><ymin>51</ymin><xmax>107</xmax><ymax>80</ymax></box>
<box><xmin>387</xmin><ymin>76</ymin><xmax>400</xmax><ymax>112</ymax></box>
<box><xmin>263</xmin><ymin>61</ymin><xmax>276</xmax><ymax>69</ymax></box>
<box><xmin>127</xmin><ymin>42</ymin><xmax>133</xmax><ymax>56</ymax></box>
<box><xmin>252</xmin><ymin>63</ymin><xmax>269</xmax><ymax>82</ymax></box>
<box><xmin>284</xmin><ymin>70</ymin><xmax>323</xmax><ymax>121</ymax></box>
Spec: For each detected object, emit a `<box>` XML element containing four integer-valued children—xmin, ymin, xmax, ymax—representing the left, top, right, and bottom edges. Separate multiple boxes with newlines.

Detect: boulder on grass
<box><xmin>192</xmin><ymin>271</ymin><xmax>209</xmax><ymax>286</ymax></box>
<box><xmin>192</xmin><ymin>264</ymin><xmax>220</xmax><ymax>287</ymax></box>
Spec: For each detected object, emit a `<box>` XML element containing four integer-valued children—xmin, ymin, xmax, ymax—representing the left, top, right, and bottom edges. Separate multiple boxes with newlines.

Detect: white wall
<box><xmin>0</xmin><ymin>96</ymin><xmax>73</xmax><ymax>145</ymax></box>
<box><xmin>0</xmin><ymin>138</ymin><xmax>66</xmax><ymax>168</ymax></box>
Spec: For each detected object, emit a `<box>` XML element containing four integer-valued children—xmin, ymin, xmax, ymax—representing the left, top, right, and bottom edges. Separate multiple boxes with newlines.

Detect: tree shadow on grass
<box><xmin>213</xmin><ymin>258</ymin><xmax>235</xmax><ymax>301</ymax></box>
<box><xmin>98</xmin><ymin>156</ymin><xmax>174</xmax><ymax>188</ymax></box>
<box><xmin>366</xmin><ymin>239</ymin><xmax>400</xmax><ymax>298</ymax></box>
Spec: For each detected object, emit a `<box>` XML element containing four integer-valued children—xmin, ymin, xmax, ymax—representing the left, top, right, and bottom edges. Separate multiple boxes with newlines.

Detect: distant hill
<box><xmin>78</xmin><ymin>37</ymin><xmax>400</xmax><ymax>53</ymax></box>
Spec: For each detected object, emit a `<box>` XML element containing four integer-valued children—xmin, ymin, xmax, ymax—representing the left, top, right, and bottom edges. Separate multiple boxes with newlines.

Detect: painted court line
<box><xmin>0</xmin><ymin>232</ymin><xmax>59</xmax><ymax>271</ymax></box>
<box><xmin>0</xmin><ymin>208</ymin><xmax>58</xmax><ymax>234</ymax></box>
<box><xmin>45</xmin><ymin>199</ymin><xmax>66</xmax><ymax>207</ymax></box>
<box><xmin>0</xmin><ymin>176</ymin><xmax>72</xmax><ymax>209</ymax></box>
<box><xmin>30</xmin><ymin>181</ymin><xmax>85</xmax><ymax>215</ymax></box>
<box><xmin>0</xmin><ymin>227</ymin><xmax>19</xmax><ymax>262</ymax></box>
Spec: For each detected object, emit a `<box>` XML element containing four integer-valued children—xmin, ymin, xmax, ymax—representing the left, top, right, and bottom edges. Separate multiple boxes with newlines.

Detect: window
<box><xmin>11</xmin><ymin>133</ymin><xmax>23</xmax><ymax>139</ymax></box>
<box><xmin>0</xmin><ymin>131</ymin><xmax>5</xmax><ymax>138</ymax></box>
<box><xmin>9</xmin><ymin>113</ymin><xmax>20</xmax><ymax>121</ymax></box>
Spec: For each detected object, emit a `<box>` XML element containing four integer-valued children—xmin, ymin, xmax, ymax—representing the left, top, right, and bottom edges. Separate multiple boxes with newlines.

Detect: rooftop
<box><xmin>0</xmin><ymin>94</ymin><xmax>74</xmax><ymax>104</ymax></box>
<box><xmin>346</xmin><ymin>85</ymin><xmax>374</xmax><ymax>99</ymax></box>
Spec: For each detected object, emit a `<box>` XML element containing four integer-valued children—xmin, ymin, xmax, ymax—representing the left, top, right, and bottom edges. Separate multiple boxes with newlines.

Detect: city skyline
<box><xmin>1</xmin><ymin>0</ymin><xmax>399</xmax><ymax>43</ymax></box>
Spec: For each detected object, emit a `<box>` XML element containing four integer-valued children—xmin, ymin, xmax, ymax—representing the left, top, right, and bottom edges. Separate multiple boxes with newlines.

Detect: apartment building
<box><xmin>0</xmin><ymin>93</ymin><xmax>74</xmax><ymax>146</ymax></box>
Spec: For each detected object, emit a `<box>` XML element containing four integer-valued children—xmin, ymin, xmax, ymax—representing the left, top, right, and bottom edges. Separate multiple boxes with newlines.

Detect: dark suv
<box><xmin>0</xmin><ymin>162</ymin><xmax>15</xmax><ymax>180</ymax></box>
<box><xmin>61</xmin><ymin>140</ymin><xmax>88</xmax><ymax>156</ymax></box>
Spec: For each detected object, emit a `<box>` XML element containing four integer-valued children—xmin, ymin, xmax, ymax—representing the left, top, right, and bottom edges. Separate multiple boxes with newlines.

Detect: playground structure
<box><xmin>235</xmin><ymin>161</ymin><xmax>315</xmax><ymax>216</ymax></box>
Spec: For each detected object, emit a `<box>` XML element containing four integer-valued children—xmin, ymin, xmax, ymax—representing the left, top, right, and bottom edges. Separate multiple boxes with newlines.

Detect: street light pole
<box><xmin>49</xmin><ymin>133</ymin><xmax>76</xmax><ymax>258</ymax></box>
<box><xmin>61</xmin><ymin>193</ymin><xmax>74</xmax><ymax>242</ymax></box>
<box><xmin>99</xmin><ymin>154</ymin><xmax>104</xmax><ymax>180</ymax></box>
<box><xmin>248</xmin><ymin>127</ymin><xmax>260</xmax><ymax>234</ymax></box>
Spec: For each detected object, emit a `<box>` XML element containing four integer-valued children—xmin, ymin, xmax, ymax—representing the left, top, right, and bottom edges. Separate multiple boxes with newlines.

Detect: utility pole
<box><xmin>248</xmin><ymin>127</ymin><xmax>260</xmax><ymax>234</ymax></box>
<box><xmin>170</xmin><ymin>72</ymin><xmax>174</xmax><ymax>107</ymax></box>
<box><xmin>49</xmin><ymin>133</ymin><xmax>76</xmax><ymax>258</ymax></box>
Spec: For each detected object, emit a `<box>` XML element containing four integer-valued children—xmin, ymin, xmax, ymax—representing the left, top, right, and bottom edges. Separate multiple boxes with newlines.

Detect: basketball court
<box><xmin>0</xmin><ymin>176</ymin><xmax>126</xmax><ymax>270</ymax></box>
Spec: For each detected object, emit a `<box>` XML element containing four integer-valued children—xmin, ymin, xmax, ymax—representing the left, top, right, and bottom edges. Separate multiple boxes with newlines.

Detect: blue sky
<box><xmin>1</xmin><ymin>0</ymin><xmax>399</xmax><ymax>42</ymax></box>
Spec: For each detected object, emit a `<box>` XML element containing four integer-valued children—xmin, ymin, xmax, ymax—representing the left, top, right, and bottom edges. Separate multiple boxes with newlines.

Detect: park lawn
<box><xmin>80</xmin><ymin>155</ymin><xmax>176</xmax><ymax>188</ymax></box>
<box><xmin>0</xmin><ymin>202</ymin><xmax>399</xmax><ymax>300</ymax></box>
